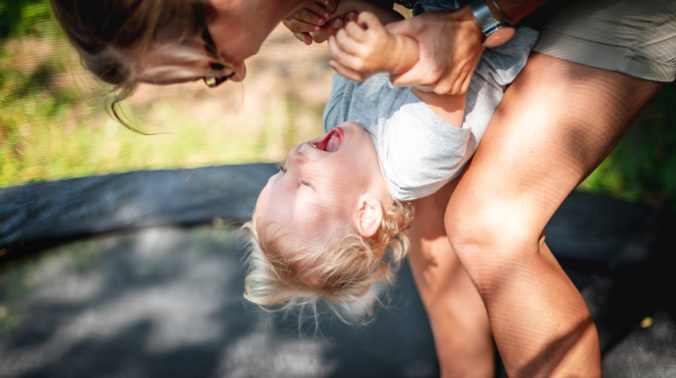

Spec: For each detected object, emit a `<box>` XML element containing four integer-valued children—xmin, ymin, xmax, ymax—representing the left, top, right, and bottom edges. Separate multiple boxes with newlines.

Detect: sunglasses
<box><xmin>201</xmin><ymin>27</ymin><xmax>234</xmax><ymax>88</ymax></box>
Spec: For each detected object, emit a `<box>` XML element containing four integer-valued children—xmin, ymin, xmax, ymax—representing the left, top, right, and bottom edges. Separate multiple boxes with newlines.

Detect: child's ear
<box><xmin>354</xmin><ymin>192</ymin><xmax>383</xmax><ymax>238</ymax></box>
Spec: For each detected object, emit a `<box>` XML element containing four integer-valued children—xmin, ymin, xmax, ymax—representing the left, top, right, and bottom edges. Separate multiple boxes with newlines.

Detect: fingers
<box><xmin>328</xmin><ymin>33</ymin><xmax>369</xmax><ymax>75</ymax></box>
<box><xmin>301</xmin><ymin>1</ymin><xmax>332</xmax><ymax>21</ymax></box>
<box><xmin>385</xmin><ymin>16</ymin><xmax>422</xmax><ymax>36</ymax></box>
<box><xmin>293</xmin><ymin>8</ymin><xmax>329</xmax><ymax>27</ymax></box>
<box><xmin>331</xmin><ymin>22</ymin><xmax>368</xmax><ymax>55</ymax></box>
<box><xmin>309</xmin><ymin>16</ymin><xmax>344</xmax><ymax>43</ymax></box>
<box><xmin>309</xmin><ymin>28</ymin><xmax>331</xmax><ymax>43</ymax></box>
<box><xmin>294</xmin><ymin>32</ymin><xmax>313</xmax><ymax>45</ymax></box>
<box><xmin>356</xmin><ymin>11</ymin><xmax>384</xmax><ymax>32</ymax></box>
<box><xmin>391</xmin><ymin>63</ymin><xmax>442</xmax><ymax>88</ymax></box>
<box><xmin>325</xmin><ymin>11</ymin><xmax>389</xmax><ymax>81</ymax></box>
<box><xmin>343</xmin><ymin>11</ymin><xmax>358</xmax><ymax>22</ymax></box>
<box><xmin>394</xmin><ymin>68</ymin><xmax>462</xmax><ymax>95</ymax></box>
<box><xmin>395</xmin><ymin>67</ymin><xmax>472</xmax><ymax>95</ymax></box>
<box><xmin>321</xmin><ymin>9</ymin><xmax>358</xmax><ymax>38</ymax></box>
<box><xmin>294</xmin><ymin>0</ymin><xmax>337</xmax><ymax>25</ymax></box>
<box><xmin>325</xmin><ymin>17</ymin><xmax>368</xmax><ymax>58</ymax></box>
<box><xmin>328</xmin><ymin>34</ymin><xmax>362</xmax><ymax>67</ymax></box>
<box><xmin>283</xmin><ymin>17</ymin><xmax>318</xmax><ymax>34</ymax></box>
<box><xmin>328</xmin><ymin>58</ymin><xmax>365</xmax><ymax>81</ymax></box>
<box><xmin>282</xmin><ymin>0</ymin><xmax>338</xmax><ymax>43</ymax></box>
<box><xmin>321</xmin><ymin>0</ymin><xmax>337</xmax><ymax>13</ymax></box>
<box><xmin>386</xmin><ymin>10</ymin><xmax>485</xmax><ymax>95</ymax></box>
<box><xmin>431</xmin><ymin>54</ymin><xmax>480</xmax><ymax>95</ymax></box>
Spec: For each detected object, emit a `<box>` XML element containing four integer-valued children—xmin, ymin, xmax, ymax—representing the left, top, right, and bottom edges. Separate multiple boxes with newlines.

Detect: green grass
<box><xmin>0</xmin><ymin>1</ymin><xmax>325</xmax><ymax>186</ymax></box>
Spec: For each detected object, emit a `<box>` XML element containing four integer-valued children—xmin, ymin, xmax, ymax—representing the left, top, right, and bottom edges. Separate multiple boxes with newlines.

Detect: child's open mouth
<box><xmin>312</xmin><ymin>127</ymin><xmax>343</xmax><ymax>152</ymax></box>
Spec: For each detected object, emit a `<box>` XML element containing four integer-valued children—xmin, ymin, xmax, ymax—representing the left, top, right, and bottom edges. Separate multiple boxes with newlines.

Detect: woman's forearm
<box><xmin>492</xmin><ymin>0</ymin><xmax>550</xmax><ymax>24</ymax></box>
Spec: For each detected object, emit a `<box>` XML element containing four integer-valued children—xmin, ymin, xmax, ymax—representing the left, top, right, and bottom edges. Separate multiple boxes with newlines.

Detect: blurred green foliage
<box><xmin>0</xmin><ymin>0</ymin><xmax>53</xmax><ymax>39</ymax></box>
<box><xmin>579</xmin><ymin>86</ymin><xmax>676</xmax><ymax>207</ymax></box>
<box><xmin>1</xmin><ymin>0</ymin><xmax>323</xmax><ymax>187</ymax></box>
<box><xmin>0</xmin><ymin>4</ymin><xmax>96</xmax><ymax>186</ymax></box>
<box><xmin>1</xmin><ymin>0</ymin><xmax>675</xmax><ymax>209</ymax></box>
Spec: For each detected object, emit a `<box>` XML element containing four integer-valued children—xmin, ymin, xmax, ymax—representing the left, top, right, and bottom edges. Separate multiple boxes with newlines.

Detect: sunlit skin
<box><xmin>139</xmin><ymin>0</ymin><xmax>337</xmax><ymax>85</ymax></box>
<box><xmin>205</xmin><ymin>0</ymin><xmax>336</xmax><ymax>82</ymax></box>
<box><xmin>255</xmin><ymin>121</ymin><xmax>392</xmax><ymax>255</ymax></box>
<box><xmin>444</xmin><ymin>53</ymin><xmax>662</xmax><ymax>376</ymax></box>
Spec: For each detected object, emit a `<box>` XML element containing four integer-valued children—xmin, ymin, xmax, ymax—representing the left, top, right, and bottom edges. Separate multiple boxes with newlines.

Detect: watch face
<box><xmin>484</xmin><ymin>26</ymin><xmax>515</xmax><ymax>48</ymax></box>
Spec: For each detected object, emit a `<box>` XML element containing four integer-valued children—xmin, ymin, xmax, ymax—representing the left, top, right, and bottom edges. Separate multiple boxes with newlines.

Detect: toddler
<box><xmin>245</xmin><ymin>1</ymin><xmax>538</xmax><ymax>312</ymax></box>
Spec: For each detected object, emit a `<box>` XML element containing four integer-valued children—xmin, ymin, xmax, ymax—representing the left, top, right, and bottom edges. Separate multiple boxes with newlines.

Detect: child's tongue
<box><xmin>326</xmin><ymin>132</ymin><xmax>340</xmax><ymax>152</ymax></box>
<box><xmin>315</xmin><ymin>129</ymin><xmax>340</xmax><ymax>152</ymax></box>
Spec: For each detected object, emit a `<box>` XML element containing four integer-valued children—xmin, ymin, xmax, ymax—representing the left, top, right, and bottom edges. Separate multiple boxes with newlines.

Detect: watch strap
<box><xmin>469</xmin><ymin>0</ymin><xmax>502</xmax><ymax>37</ymax></box>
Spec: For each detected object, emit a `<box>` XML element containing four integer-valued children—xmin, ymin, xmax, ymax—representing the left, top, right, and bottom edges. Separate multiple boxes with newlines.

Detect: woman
<box><xmin>50</xmin><ymin>0</ymin><xmax>675</xmax><ymax>376</ymax></box>
<box><xmin>383</xmin><ymin>0</ymin><xmax>672</xmax><ymax>376</ymax></box>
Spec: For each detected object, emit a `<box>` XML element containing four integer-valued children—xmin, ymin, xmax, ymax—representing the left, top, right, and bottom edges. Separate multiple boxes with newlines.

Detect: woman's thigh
<box><xmin>446</xmin><ymin>52</ymin><xmax>663</xmax><ymax>253</ymax></box>
<box><xmin>443</xmin><ymin>52</ymin><xmax>662</xmax><ymax>376</ymax></box>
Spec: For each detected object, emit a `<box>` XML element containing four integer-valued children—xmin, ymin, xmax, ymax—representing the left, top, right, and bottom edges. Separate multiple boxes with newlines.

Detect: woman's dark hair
<box><xmin>50</xmin><ymin>0</ymin><xmax>224</xmax><ymax>127</ymax></box>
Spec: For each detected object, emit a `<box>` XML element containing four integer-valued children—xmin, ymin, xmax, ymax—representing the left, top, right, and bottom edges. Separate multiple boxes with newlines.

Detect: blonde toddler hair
<box><xmin>244</xmin><ymin>200</ymin><xmax>414</xmax><ymax>319</ymax></box>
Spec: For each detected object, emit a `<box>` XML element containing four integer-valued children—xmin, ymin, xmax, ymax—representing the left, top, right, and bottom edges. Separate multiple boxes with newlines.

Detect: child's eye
<box><xmin>300</xmin><ymin>180</ymin><xmax>313</xmax><ymax>189</ymax></box>
<box><xmin>277</xmin><ymin>162</ymin><xmax>287</xmax><ymax>173</ymax></box>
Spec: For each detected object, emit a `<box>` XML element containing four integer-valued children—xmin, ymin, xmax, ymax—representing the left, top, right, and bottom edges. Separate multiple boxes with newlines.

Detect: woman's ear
<box><xmin>354</xmin><ymin>192</ymin><xmax>383</xmax><ymax>238</ymax></box>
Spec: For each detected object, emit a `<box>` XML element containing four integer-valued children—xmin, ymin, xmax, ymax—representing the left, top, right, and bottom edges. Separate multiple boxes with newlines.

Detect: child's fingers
<box><xmin>344</xmin><ymin>11</ymin><xmax>358</xmax><ymax>22</ymax></box>
<box><xmin>309</xmin><ymin>16</ymin><xmax>343</xmax><ymax>43</ymax></box>
<box><xmin>332</xmin><ymin>28</ymin><xmax>364</xmax><ymax>56</ymax></box>
<box><xmin>356</xmin><ymin>11</ymin><xmax>384</xmax><ymax>32</ymax></box>
<box><xmin>328</xmin><ymin>36</ymin><xmax>367</xmax><ymax>72</ymax></box>
<box><xmin>342</xmin><ymin>19</ymin><xmax>368</xmax><ymax>43</ymax></box>
<box><xmin>328</xmin><ymin>59</ymin><xmax>365</xmax><ymax>82</ymax></box>
<box><xmin>328</xmin><ymin>35</ymin><xmax>356</xmax><ymax>62</ymax></box>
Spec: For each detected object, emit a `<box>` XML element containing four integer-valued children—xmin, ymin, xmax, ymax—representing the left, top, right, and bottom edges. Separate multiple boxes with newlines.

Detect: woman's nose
<box><xmin>228</xmin><ymin>61</ymin><xmax>246</xmax><ymax>82</ymax></box>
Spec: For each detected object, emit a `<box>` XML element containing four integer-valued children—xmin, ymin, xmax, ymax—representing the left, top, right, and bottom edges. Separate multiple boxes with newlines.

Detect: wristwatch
<box><xmin>469</xmin><ymin>0</ymin><xmax>515</xmax><ymax>48</ymax></box>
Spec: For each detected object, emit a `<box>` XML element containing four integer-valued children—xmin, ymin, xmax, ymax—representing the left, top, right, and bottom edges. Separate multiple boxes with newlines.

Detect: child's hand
<box><xmin>328</xmin><ymin>11</ymin><xmax>417</xmax><ymax>81</ymax></box>
<box><xmin>283</xmin><ymin>0</ymin><xmax>337</xmax><ymax>45</ymax></box>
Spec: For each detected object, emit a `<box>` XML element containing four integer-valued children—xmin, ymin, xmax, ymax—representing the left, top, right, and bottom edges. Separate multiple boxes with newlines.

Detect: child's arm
<box><xmin>330</xmin><ymin>11</ymin><xmax>465</xmax><ymax>126</ymax></box>
<box><xmin>412</xmin><ymin>88</ymin><xmax>465</xmax><ymax>127</ymax></box>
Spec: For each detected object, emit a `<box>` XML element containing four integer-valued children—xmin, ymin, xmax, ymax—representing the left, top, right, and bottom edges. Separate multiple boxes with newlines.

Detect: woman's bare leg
<box><xmin>408</xmin><ymin>181</ymin><xmax>494</xmax><ymax>378</ymax></box>
<box><xmin>445</xmin><ymin>52</ymin><xmax>662</xmax><ymax>377</ymax></box>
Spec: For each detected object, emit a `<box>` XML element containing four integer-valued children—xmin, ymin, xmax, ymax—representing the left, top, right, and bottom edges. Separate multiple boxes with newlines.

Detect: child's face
<box><xmin>255</xmin><ymin>121</ymin><xmax>388</xmax><ymax>254</ymax></box>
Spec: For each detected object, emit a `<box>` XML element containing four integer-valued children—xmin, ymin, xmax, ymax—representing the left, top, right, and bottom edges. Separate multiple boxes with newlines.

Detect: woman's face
<box><xmin>205</xmin><ymin>0</ymin><xmax>305</xmax><ymax>82</ymax></box>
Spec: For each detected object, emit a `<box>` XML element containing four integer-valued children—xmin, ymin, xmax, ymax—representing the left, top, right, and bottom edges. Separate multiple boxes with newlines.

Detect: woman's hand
<box><xmin>328</xmin><ymin>12</ymin><xmax>418</xmax><ymax>81</ymax></box>
<box><xmin>306</xmin><ymin>11</ymin><xmax>358</xmax><ymax>44</ymax></box>
<box><xmin>283</xmin><ymin>0</ymin><xmax>338</xmax><ymax>44</ymax></box>
<box><xmin>386</xmin><ymin>7</ymin><xmax>484</xmax><ymax>95</ymax></box>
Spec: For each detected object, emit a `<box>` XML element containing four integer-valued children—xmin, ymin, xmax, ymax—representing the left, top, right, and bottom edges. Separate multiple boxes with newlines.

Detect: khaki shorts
<box><xmin>533</xmin><ymin>0</ymin><xmax>676</xmax><ymax>82</ymax></box>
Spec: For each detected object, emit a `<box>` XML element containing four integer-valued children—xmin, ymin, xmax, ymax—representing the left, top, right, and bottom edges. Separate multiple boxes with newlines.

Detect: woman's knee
<box><xmin>444</xmin><ymin>196</ymin><xmax>541</xmax><ymax>278</ymax></box>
